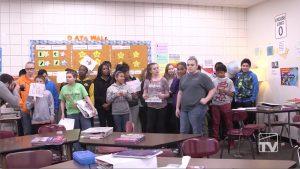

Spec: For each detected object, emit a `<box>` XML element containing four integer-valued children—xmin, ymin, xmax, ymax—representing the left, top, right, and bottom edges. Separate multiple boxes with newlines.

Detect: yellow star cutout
<box><xmin>95</xmin><ymin>58</ymin><xmax>101</xmax><ymax>65</ymax></box>
<box><xmin>117</xmin><ymin>52</ymin><xmax>125</xmax><ymax>59</ymax></box>
<box><xmin>133</xmin><ymin>60</ymin><xmax>140</xmax><ymax>68</ymax></box>
<box><xmin>133</xmin><ymin>51</ymin><xmax>140</xmax><ymax>58</ymax></box>
<box><xmin>93</xmin><ymin>51</ymin><xmax>101</xmax><ymax>58</ymax></box>
<box><xmin>78</xmin><ymin>51</ymin><xmax>86</xmax><ymax>58</ymax></box>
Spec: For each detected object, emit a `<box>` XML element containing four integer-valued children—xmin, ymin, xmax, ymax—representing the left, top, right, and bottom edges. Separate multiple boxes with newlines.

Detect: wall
<box><xmin>0</xmin><ymin>0</ymin><xmax>247</xmax><ymax>75</ymax></box>
<box><xmin>248</xmin><ymin>0</ymin><xmax>300</xmax><ymax>139</ymax></box>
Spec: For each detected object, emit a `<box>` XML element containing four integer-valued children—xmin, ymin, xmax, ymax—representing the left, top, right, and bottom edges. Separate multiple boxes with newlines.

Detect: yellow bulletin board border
<box><xmin>30</xmin><ymin>40</ymin><xmax>151</xmax><ymax>72</ymax></box>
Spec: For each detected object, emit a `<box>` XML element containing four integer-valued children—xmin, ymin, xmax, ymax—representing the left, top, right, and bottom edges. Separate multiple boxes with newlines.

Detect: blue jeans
<box><xmin>21</xmin><ymin>112</ymin><xmax>32</xmax><ymax>135</ymax></box>
<box><xmin>113</xmin><ymin>114</ymin><xmax>129</xmax><ymax>132</ymax></box>
<box><xmin>67</xmin><ymin>113</ymin><xmax>92</xmax><ymax>130</ymax></box>
<box><xmin>180</xmin><ymin>104</ymin><xmax>207</xmax><ymax>135</ymax></box>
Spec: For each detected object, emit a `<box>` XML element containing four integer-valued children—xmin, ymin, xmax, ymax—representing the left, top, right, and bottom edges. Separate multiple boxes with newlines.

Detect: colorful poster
<box><xmin>280</xmin><ymin>67</ymin><xmax>298</xmax><ymax>86</ymax></box>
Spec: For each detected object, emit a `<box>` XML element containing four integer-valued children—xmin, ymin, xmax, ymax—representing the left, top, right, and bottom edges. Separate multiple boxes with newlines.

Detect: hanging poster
<box><xmin>275</xmin><ymin>13</ymin><xmax>287</xmax><ymax>39</ymax></box>
<box><xmin>280</xmin><ymin>67</ymin><xmax>298</xmax><ymax>86</ymax></box>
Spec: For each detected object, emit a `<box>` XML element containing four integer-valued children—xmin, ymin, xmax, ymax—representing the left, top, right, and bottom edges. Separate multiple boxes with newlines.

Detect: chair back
<box><xmin>5</xmin><ymin>150</ymin><xmax>52</xmax><ymax>169</ymax></box>
<box><xmin>38</xmin><ymin>124</ymin><xmax>66</xmax><ymax>134</ymax></box>
<box><xmin>181</xmin><ymin>137</ymin><xmax>219</xmax><ymax>158</ymax></box>
<box><xmin>293</xmin><ymin>115</ymin><xmax>300</xmax><ymax>123</ymax></box>
<box><xmin>0</xmin><ymin>131</ymin><xmax>15</xmax><ymax>139</ymax></box>
<box><xmin>125</xmin><ymin>121</ymin><xmax>134</xmax><ymax>133</ymax></box>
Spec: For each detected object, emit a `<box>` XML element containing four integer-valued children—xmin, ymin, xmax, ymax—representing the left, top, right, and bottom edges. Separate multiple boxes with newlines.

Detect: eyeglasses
<box><xmin>25</xmin><ymin>68</ymin><xmax>35</xmax><ymax>71</ymax></box>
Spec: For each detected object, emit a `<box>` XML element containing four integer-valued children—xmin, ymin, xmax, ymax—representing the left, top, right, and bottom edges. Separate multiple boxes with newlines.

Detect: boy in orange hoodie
<box><xmin>16</xmin><ymin>62</ymin><xmax>35</xmax><ymax>135</ymax></box>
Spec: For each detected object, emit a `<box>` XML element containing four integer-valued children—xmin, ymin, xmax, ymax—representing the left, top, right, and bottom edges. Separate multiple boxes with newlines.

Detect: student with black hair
<box><xmin>37</xmin><ymin>69</ymin><xmax>59</xmax><ymax>123</ymax></box>
<box><xmin>0</xmin><ymin>73</ymin><xmax>20</xmax><ymax>107</ymax></box>
<box><xmin>234</xmin><ymin>58</ymin><xmax>259</xmax><ymax>124</ymax></box>
<box><xmin>211</xmin><ymin>63</ymin><xmax>235</xmax><ymax>141</ymax></box>
<box><xmin>76</xmin><ymin>65</ymin><xmax>95</xmax><ymax>126</ymax></box>
<box><xmin>119</xmin><ymin>63</ymin><xmax>141</xmax><ymax>132</ymax></box>
<box><xmin>19</xmin><ymin>69</ymin><xmax>26</xmax><ymax>77</ymax></box>
<box><xmin>93</xmin><ymin>62</ymin><xmax>114</xmax><ymax>127</ymax></box>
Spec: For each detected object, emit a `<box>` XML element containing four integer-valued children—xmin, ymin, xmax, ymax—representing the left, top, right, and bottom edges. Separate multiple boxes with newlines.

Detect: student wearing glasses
<box><xmin>16</xmin><ymin>61</ymin><xmax>35</xmax><ymax>135</ymax></box>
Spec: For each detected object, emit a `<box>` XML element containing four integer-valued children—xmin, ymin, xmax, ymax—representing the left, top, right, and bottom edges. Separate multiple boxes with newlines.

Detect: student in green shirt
<box><xmin>59</xmin><ymin>69</ymin><xmax>96</xmax><ymax>130</ymax></box>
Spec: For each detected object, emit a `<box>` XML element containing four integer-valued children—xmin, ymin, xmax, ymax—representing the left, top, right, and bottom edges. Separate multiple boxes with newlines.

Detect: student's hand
<box><xmin>61</xmin><ymin>113</ymin><xmax>65</xmax><ymax>120</ymax></box>
<box><xmin>143</xmin><ymin>93</ymin><xmax>149</xmax><ymax>99</ymax></box>
<box><xmin>8</xmin><ymin>82</ymin><xmax>16</xmax><ymax>92</ymax></box>
<box><xmin>158</xmin><ymin>93</ymin><xmax>165</xmax><ymax>99</ymax></box>
<box><xmin>175</xmin><ymin>108</ymin><xmax>181</xmax><ymax>118</ymax></box>
<box><xmin>200</xmin><ymin>98</ymin><xmax>209</xmax><ymax>105</ymax></box>
<box><xmin>92</xmin><ymin>107</ymin><xmax>97</xmax><ymax>116</ymax></box>
<box><xmin>50</xmin><ymin>118</ymin><xmax>55</xmax><ymax>124</ymax></box>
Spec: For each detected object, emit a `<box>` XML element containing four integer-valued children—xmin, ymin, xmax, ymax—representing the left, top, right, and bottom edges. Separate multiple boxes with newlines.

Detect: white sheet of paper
<box><xmin>126</xmin><ymin>80</ymin><xmax>141</xmax><ymax>93</ymax></box>
<box><xmin>145</xmin><ymin>96</ymin><xmax>162</xmax><ymax>103</ymax></box>
<box><xmin>58</xmin><ymin>118</ymin><xmax>75</xmax><ymax>130</ymax></box>
<box><xmin>28</xmin><ymin>83</ymin><xmax>45</xmax><ymax>97</ymax></box>
<box><xmin>80</xmin><ymin>55</ymin><xmax>97</xmax><ymax>71</ymax></box>
<box><xmin>56</xmin><ymin>71</ymin><xmax>67</xmax><ymax>83</ymax></box>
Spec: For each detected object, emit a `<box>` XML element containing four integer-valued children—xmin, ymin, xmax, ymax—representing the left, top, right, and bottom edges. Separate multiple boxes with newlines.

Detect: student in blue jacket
<box><xmin>234</xmin><ymin>58</ymin><xmax>259</xmax><ymax>124</ymax></box>
<box><xmin>38</xmin><ymin>69</ymin><xmax>59</xmax><ymax>123</ymax></box>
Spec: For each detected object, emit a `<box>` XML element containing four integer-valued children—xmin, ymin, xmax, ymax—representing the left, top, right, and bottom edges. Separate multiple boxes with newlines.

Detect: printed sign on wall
<box><xmin>275</xmin><ymin>13</ymin><xmax>287</xmax><ymax>39</ymax></box>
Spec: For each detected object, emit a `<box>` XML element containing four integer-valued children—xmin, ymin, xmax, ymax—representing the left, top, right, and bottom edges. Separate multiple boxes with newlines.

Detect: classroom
<box><xmin>0</xmin><ymin>0</ymin><xmax>299</xmax><ymax>168</ymax></box>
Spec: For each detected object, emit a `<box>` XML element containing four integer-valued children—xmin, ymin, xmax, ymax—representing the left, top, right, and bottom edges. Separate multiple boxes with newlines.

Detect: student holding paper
<box><xmin>106</xmin><ymin>71</ymin><xmax>132</xmax><ymax>132</ymax></box>
<box><xmin>26</xmin><ymin>75</ymin><xmax>54</xmax><ymax>134</ymax></box>
<box><xmin>143</xmin><ymin>63</ymin><xmax>169</xmax><ymax>133</ymax></box>
<box><xmin>59</xmin><ymin>69</ymin><xmax>96</xmax><ymax>131</ymax></box>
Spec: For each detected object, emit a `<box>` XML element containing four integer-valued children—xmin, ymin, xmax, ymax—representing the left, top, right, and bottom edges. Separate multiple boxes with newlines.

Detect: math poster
<box><xmin>280</xmin><ymin>67</ymin><xmax>298</xmax><ymax>86</ymax></box>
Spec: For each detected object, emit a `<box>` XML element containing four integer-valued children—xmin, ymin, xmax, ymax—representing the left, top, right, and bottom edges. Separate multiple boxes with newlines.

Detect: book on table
<box><xmin>112</xmin><ymin>149</ymin><xmax>162</xmax><ymax>159</ymax></box>
<box><xmin>81</xmin><ymin>127</ymin><xmax>113</xmax><ymax>139</ymax></box>
<box><xmin>31</xmin><ymin>135</ymin><xmax>65</xmax><ymax>145</ymax></box>
<box><xmin>114</xmin><ymin>133</ymin><xmax>145</xmax><ymax>144</ymax></box>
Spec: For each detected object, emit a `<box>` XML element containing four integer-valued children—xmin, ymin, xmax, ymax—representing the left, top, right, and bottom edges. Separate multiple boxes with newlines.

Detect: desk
<box><xmin>41</xmin><ymin>157</ymin><xmax>297</xmax><ymax>169</ymax></box>
<box><xmin>0</xmin><ymin>115</ymin><xmax>20</xmax><ymax>135</ymax></box>
<box><xmin>233</xmin><ymin>107</ymin><xmax>300</xmax><ymax>147</ymax></box>
<box><xmin>80</xmin><ymin>132</ymin><xmax>200</xmax><ymax>149</ymax></box>
<box><xmin>0</xmin><ymin>129</ymin><xmax>80</xmax><ymax>168</ymax></box>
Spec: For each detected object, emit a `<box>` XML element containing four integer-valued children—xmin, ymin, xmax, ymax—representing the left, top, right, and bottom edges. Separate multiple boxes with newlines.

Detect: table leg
<box><xmin>288</xmin><ymin>112</ymin><xmax>293</xmax><ymax>147</ymax></box>
<box><xmin>66</xmin><ymin>143</ymin><xmax>73</xmax><ymax>160</ymax></box>
<box><xmin>268</xmin><ymin>114</ymin><xmax>271</xmax><ymax>133</ymax></box>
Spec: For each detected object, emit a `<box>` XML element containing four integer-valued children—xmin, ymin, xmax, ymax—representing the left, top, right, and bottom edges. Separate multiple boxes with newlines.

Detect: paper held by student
<box><xmin>126</xmin><ymin>80</ymin><xmax>141</xmax><ymax>93</ymax></box>
<box><xmin>28</xmin><ymin>83</ymin><xmax>46</xmax><ymax>97</ymax></box>
<box><xmin>58</xmin><ymin>118</ymin><xmax>75</xmax><ymax>130</ymax></box>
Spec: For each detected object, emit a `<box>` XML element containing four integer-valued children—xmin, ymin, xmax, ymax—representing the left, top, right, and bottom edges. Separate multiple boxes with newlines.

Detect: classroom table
<box><xmin>41</xmin><ymin>157</ymin><xmax>297</xmax><ymax>169</ymax></box>
<box><xmin>0</xmin><ymin>129</ymin><xmax>80</xmax><ymax>168</ymax></box>
<box><xmin>79</xmin><ymin>132</ymin><xmax>200</xmax><ymax>149</ymax></box>
<box><xmin>0</xmin><ymin>114</ymin><xmax>21</xmax><ymax>135</ymax></box>
<box><xmin>233</xmin><ymin>107</ymin><xmax>300</xmax><ymax>147</ymax></box>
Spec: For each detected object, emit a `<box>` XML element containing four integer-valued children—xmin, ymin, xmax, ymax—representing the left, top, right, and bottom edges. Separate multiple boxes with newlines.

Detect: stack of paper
<box><xmin>76</xmin><ymin>100</ymin><xmax>96</xmax><ymax>118</ymax></box>
<box><xmin>31</xmin><ymin>135</ymin><xmax>65</xmax><ymax>145</ymax></box>
<box><xmin>81</xmin><ymin>127</ymin><xmax>113</xmax><ymax>139</ymax></box>
<box><xmin>114</xmin><ymin>133</ymin><xmax>145</xmax><ymax>144</ymax></box>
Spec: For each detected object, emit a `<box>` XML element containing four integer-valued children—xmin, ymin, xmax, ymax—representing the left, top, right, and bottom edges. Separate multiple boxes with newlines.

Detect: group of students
<box><xmin>0</xmin><ymin>57</ymin><xmax>258</xmax><ymax>142</ymax></box>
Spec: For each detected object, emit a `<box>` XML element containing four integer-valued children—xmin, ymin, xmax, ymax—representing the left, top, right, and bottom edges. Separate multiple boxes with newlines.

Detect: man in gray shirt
<box><xmin>0</xmin><ymin>74</ymin><xmax>20</xmax><ymax>108</ymax></box>
<box><xmin>176</xmin><ymin>56</ymin><xmax>216</xmax><ymax>135</ymax></box>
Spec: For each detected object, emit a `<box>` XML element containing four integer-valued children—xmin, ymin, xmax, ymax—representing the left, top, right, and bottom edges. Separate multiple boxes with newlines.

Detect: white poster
<box><xmin>275</xmin><ymin>13</ymin><xmax>287</xmax><ymax>39</ymax></box>
<box><xmin>80</xmin><ymin>55</ymin><xmax>97</xmax><ymax>71</ymax></box>
<box><xmin>56</xmin><ymin>71</ymin><xmax>67</xmax><ymax>83</ymax></box>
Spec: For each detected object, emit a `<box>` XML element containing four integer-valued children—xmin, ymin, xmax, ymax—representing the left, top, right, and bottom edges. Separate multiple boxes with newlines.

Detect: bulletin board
<box><xmin>30</xmin><ymin>40</ymin><xmax>151</xmax><ymax>76</ymax></box>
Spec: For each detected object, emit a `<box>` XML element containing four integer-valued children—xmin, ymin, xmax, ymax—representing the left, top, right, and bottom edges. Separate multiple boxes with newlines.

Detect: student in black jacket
<box><xmin>93</xmin><ymin>62</ymin><xmax>114</xmax><ymax>127</ymax></box>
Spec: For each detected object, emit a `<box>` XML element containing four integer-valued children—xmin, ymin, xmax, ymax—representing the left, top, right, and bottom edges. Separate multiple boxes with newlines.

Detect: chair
<box><xmin>96</xmin><ymin>121</ymin><xmax>134</xmax><ymax>154</ymax></box>
<box><xmin>38</xmin><ymin>124</ymin><xmax>66</xmax><ymax>134</ymax></box>
<box><xmin>5</xmin><ymin>150</ymin><xmax>52</xmax><ymax>169</ymax></box>
<box><xmin>38</xmin><ymin>124</ymin><xmax>66</xmax><ymax>162</ymax></box>
<box><xmin>263</xmin><ymin>114</ymin><xmax>289</xmax><ymax>141</ymax></box>
<box><xmin>220</xmin><ymin>111</ymin><xmax>257</xmax><ymax>159</ymax></box>
<box><xmin>0</xmin><ymin>130</ymin><xmax>15</xmax><ymax>139</ymax></box>
<box><xmin>291</xmin><ymin>114</ymin><xmax>300</xmax><ymax>166</ymax></box>
<box><xmin>181</xmin><ymin>137</ymin><xmax>219</xmax><ymax>158</ymax></box>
